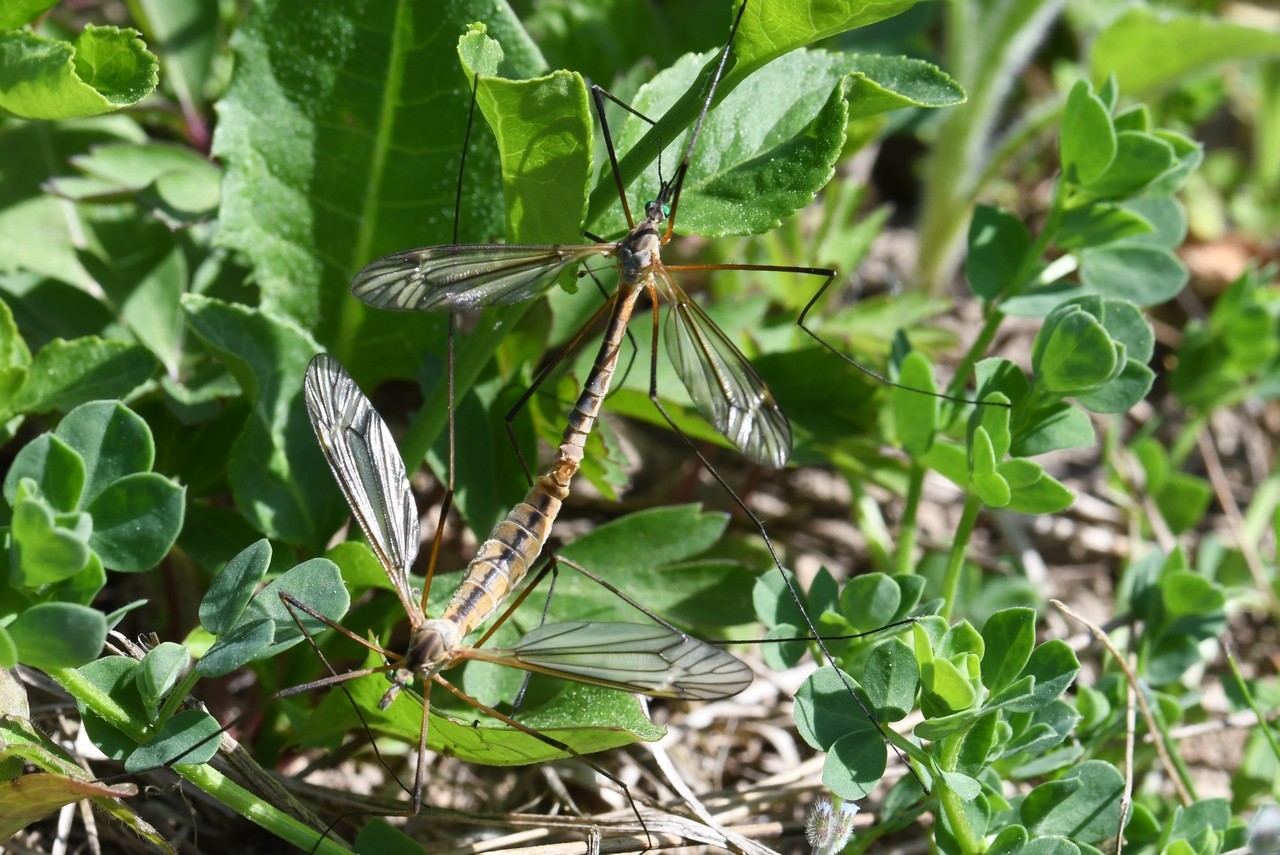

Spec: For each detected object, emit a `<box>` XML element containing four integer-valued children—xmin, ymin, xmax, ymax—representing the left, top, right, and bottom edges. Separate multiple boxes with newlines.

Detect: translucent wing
<box><xmin>658</xmin><ymin>271</ymin><xmax>792</xmax><ymax>468</ymax></box>
<box><xmin>303</xmin><ymin>354</ymin><xmax>424</xmax><ymax>622</ymax></box>
<box><xmin>467</xmin><ymin>621</ymin><xmax>752</xmax><ymax>700</ymax></box>
<box><xmin>352</xmin><ymin>243</ymin><xmax>608</xmax><ymax>313</ymax></box>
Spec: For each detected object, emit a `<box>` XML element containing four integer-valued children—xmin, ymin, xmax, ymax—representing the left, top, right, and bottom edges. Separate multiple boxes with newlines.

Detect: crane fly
<box><xmin>347</xmin><ymin>0</ymin><xmax>931</xmax><ymax>800</ymax></box>
<box><xmin>294</xmin><ymin>352</ymin><xmax>751</xmax><ymax>815</ymax></box>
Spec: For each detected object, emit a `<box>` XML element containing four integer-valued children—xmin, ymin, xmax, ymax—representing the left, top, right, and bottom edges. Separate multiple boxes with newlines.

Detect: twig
<box><xmin>1050</xmin><ymin>599</ymin><xmax>1192</xmax><ymax>805</ymax></box>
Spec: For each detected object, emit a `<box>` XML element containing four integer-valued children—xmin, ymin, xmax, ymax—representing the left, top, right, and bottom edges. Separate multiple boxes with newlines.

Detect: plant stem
<box><xmin>940</xmin><ymin>493</ymin><xmax>983</xmax><ymax>621</ymax></box>
<box><xmin>896</xmin><ymin>464</ymin><xmax>925</xmax><ymax>575</ymax></box>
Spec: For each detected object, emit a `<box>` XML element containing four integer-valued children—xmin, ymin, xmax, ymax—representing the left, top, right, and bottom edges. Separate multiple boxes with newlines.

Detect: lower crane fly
<box><xmin>295</xmin><ymin>352</ymin><xmax>751</xmax><ymax>817</ymax></box>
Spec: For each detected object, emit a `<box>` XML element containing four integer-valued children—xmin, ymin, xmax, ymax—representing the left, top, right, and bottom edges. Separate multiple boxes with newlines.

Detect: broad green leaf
<box><xmin>967</xmin><ymin>205</ymin><xmax>1031</xmax><ymax>300</ymax></box>
<box><xmin>1057</xmin><ymin>202</ymin><xmax>1154</xmax><ymax>250</ymax></box>
<box><xmin>863</xmin><ymin>639</ymin><xmax>918</xmax><ymax>721</ymax></box>
<box><xmin>892</xmin><ymin>351</ymin><xmax>938</xmax><ymax>455</ymax></box>
<box><xmin>1072</xmin><ymin>359</ymin><xmax>1155</xmax><ymax>414</ymax></box>
<box><xmin>85</xmin><ymin>472</ymin><xmax>185</xmax><ymax>573</ymax></box>
<box><xmin>7</xmin><ymin>339</ymin><xmax>158</xmax><ymax>419</ymax></box>
<box><xmin>1092</xmin><ymin>8</ymin><xmax>1280</xmax><ymax>96</ymax></box>
<box><xmin>458</xmin><ymin>30</ymin><xmax>592</xmax><ymax>242</ymax></box>
<box><xmin>135</xmin><ymin>643</ymin><xmax>189</xmax><ymax>719</ymax></box>
<box><xmin>614</xmin><ymin>50</ymin><xmax>848</xmax><ymax>237</ymax></box>
<box><xmin>1001</xmin><ymin>462</ymin><xmax>1075</xmax><ymax>515</ymax></box>
<box><xmin>1022</xmin><ymin>760</ymin><xmax>1124</xmax><ymax>843</ymax></box>
<box><xmin>1077</xmin><ymin>131</ymin><xmax>1174</xmax><ymax>201</ymax></box>
<box><xmin>794</xmin><ymin>666</ymin><xmax>878</xmax><ymax>751</ymax></box>
<box><xmin>0</xmin><ymin>27</ymin><xmax>158</xmax><ymax>119</ymax></box>
<box><xmin>980</xmin><ymin>608</ymin><xmax>1036</xmax><ymax>694</ymax></box>
<box><xmin>182</xmin><ymin>294</ymin><xmax>346</xmax><ymax>547</ymax></box>
<box><xmin>299</xmin><ymin>650</ymin><xmax>664</xmax><ymax>765</ymax></box>
<box><xmin>0</xmin><ymin>0</ymin><xmax>60</xmax><ymax>28</ymax></box>
<box><xmin>211</xmin><ymin>0</ymin><xmax>541</xmax><ymax>371</ymax></box>
<box><xmin>591</xmin><ymin>0</ymin><xmax>928</xmax><ymax>224</ymax></box>
<box><xmin>1060</xmin><ymin>81</ymin><xmax>1115</xmax><ymax>186</ymax></box>
<box><xmin>9</xmin><ymin>496</ymin><xmax>92</xmax><ymax>586</ymax></box>
<box><xmin>197</xmin><ymin>557</ymin><xmax>349</xmax><ymax>678</ymax></box>
<box><xmin>839</xmin><ymin>573</ymin><xmax>901</xmax><ymax>634</ymax></box>
<box><xmin>54</xmin><ymin>401</ymin><xmax>152</xmax><ymax>508</ymax></box>
<box><xmin>921</xmin><ymin>656</ymin><xmax>977</xmax><ymax>716</ymax></box>
<box><xmin>1155</xmin><ymin>474</ymin><xmax>1213</xmax><ymax>535</ymax></box>
<box><xmin>824</xmin><ymin>730</ymin><xmax>888</xmax><ymax>800</ymax></box>
<box><xmin>1079</xmin><ymin>244</ymin><xmax>1188</xmax><ymax>307</ymax></box>
<box><xmin>200</xmin><ymin>539</ymin><xmax>272</xmax><ymax>635</ymax></box>
<box><xmin>3</xmin><ymin>434</ymin><xmax>85</xmax><ymax>511</ymax></box>
<box><xmin>124</xmin><ymin>709</ymin><xmax>220</xmax><ymax>771</ymax></box>
<box><xmin>0</xmin><ymin>118</ymin><xmax>143</xmax><ymax>292</ymax></box>
<box><xmin>7</xmin><ymin>603</ymin><xmax>107</xmax><ymax>669</ymax></box>
<box><xmin>1033</xmin><ymin>308</ymin><xmax>1117</xmax><ymax>392</ymax></box>
<box><xmin>78</xmin><ymin>221</ymin><xmax>187</xmax><ymax>375</ymax></box>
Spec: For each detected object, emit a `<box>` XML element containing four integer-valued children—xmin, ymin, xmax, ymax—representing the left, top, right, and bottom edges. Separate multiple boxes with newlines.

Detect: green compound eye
<box><xmin>661</xmin><ymin>203</ymin><xmax>671</xmax><ymax>218</ymax></box>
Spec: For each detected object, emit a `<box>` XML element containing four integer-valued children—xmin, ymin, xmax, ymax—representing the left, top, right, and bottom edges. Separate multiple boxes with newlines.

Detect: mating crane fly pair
<box><xmin>299</xmin><ymin>0</ymin><xmax>908</xmax><ymax>827</ymax></box>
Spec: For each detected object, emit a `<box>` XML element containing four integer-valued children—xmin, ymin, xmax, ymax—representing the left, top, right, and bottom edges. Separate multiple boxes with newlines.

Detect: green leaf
<box><xmin>8</xmin><ymin>603</ymin><xmax>107</xmax><ymax>669</ymax></box>
<box><xmin>839</xmin><ymin>573</ymin><xmax>902</xmax><ymax>634</ymax></box>
<box><xmin>2</xmin><ymin>434</ymin><xmax>85</xmax><ymax>511</ymax></box>
<box><xmin>200</xmin><ymin>539</ymin><xmax>271</xmax><ymax>635</ymax></box>
<box><xmin>1078</xmin><ymin>244</ymin><xmax>1189</xmax><ymax>307</ymax></box>
<box><xmin>198</xmin><ymin>558</ymin><xmax>350</xmax><ymax>677</ymax></box>
<box><xmin>1155</xmin><ymin>474</ymin><xmax>1214</xmax><ymax>535</ymax></box>
<box><xmin>1033</xmin><ymin>307</ymin><xmax>1118</xmax><ymax>392</ymax></box>
<box><xmin>7</xmin><ymin>339</ymin><xmax>158</xmax><ymax>419</ymax></box>
<box><xmin>182</xmin><ymin>294</ymin><xmax>346</xmax><ymax>548</ymax></box>
<box><xmin>1001</xmin><ymin>463</ymin><xmax>1075</xmax><ymax>515</ymax></box>
<box><xmin>136</xmin><ymin>642</ymin><xmax>190</xmax><ymax>714</ymax></box>
<box><xmin>9</xmin><ymin>495</ymin><xmax>93</xmax><ymax>586</ymax></box>
<box><xmin>355</xmin><ymin>820</ymin><xmax>425</xmax><ymax>855</ymax></box>
<box><xmin>551</xmin><ymin>506</ymin><xmax>743</xmax><ymax>625</ymax></box>
<box><xmin>1021</xmin><ymin>760</ymin><xmax>1124</xmax><ymax>843</ymax></box>
<box><xmin>0</xmin><ymin>26</ymin><xmax>158</xmax><ymax>119</ymax></box>
<box><xmin>1060</xmin><ymin>81</ymin><xmax>1115</xmax><ymax>186</ymax></box>
<box><xmin>921</xmin><ymin>656</ymin><xmax>977</xmax><ymax>716</ymax></box>
<box><xmin>85</xmin><ymin>472</ymin><xmax>185</xmax><ymax>573</ymax></box>
<box><xmin>967</xmin><ymin>205</ymin><xmax>1031</xmax><ymax>300</ymax></box>
<box><xmin>588</xmin><ymin>0</ymin><xmax>927</xmax><ymax>226</ymax></box>
<box><xmin>0</xmin><ymin>0</ymin><xmax>60</xmax><ymax>28</ymax></box>
<box><xmin>794</xmin><ymin>666</ymin><xmax>878</xmax><ymax>751</ymax></box>
<box><xmin>981</xmin><ymin>608</ymin><xmax>1036</xmax><ymax>694</ymax></box>
<box><xmin>892</xmin><ymin>351</ymin><xmax>938</xmax><ymax>455</ymax></box>
<box><xmin>1078</xmin><ymin>131</ymin><xmax>1175</xmax><ymax>201</ymax></box>
<box><xmin>124</xmin><ymin>708</ymin><xmax>220</xmax><ymax>771</ymax></box>
<box><xmin>823</xmin><ymin>729</ymin><xmax>888</xmax><ymax>800</ymax></box>
<box><xmin>1092</xmin><ymin>8</ymin><xmax>1280</xmax><ymax>97</ymax></box>
<box><xmin>211</xmin><ymin>0</ymin><xmax>538</xmax><ymax>367</ymax></box>
<box><xmin>301</xmin><ymin>650</ymin><xmax>665</xmax><ymax>765</ymax></box>
<box><xmin>458</xmin><ymin>31</ymin><xmax>592</xmax><ymax>242</ymax></box>
<box><xmin>862</xmin><ymin>639</ymin><xmax>918</xmax><ymax>721</ymax></box>
<box><xmin>1057</xmin><ymin>202</ymin><xmax>1154</xmax><ymax>250</ymax></box>
<box><xmin>1072</xmin><ymin>358</ymin><xmax>1154</xmax><ymax>414</ymax></box>
<box><xmin>53</xmin><ymin>401</ymin><xmax>153</xmax><ymax>508</ymax></box>
<box><xmin>614</xmin><ymin>49</ymin><xmax>851</xmax><ymax>237</ymax></box>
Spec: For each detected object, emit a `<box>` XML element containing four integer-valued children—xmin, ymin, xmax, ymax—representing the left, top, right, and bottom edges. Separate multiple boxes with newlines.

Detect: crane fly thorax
<box><xmin>406</xmin><ymin>619</ymin><xmax>462</xmax><ymax>676</ymax></box>
<box><xmin>618</xmin><ymin>222</ymin><xmax>662</xmax><ymax>284</ymax></box>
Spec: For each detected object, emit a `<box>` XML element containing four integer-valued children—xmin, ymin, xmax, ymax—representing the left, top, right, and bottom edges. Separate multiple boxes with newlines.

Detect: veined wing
<box><xmin>465</xmin><ymin>621</ymin><xmax>752</xmax><ymax>701</ymax></box>
<box><xmin>658</xmin><ymin>271</ymin><xmax>792</xmax><ymax>469</ymax></box>
<box><xmin>352</xmin><ymin>243</ymin><xmax>610</xmax><ymax>313</ymax></box>
<box><xmin>304</xmin><ymin>354</ymin><xmax>425</xmax><ymax>623</ymax></box>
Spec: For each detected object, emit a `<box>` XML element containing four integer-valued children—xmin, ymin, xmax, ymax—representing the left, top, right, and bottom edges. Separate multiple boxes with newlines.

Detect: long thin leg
<box><xmin>638</xmin><ymin>281</ymin><xmax>924</xmax><ymax>788</ymax></box>
<box><xmin>433</xmin><ymin>675</ymin><xmax>654</xmax><ymax>848</ymax></box>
